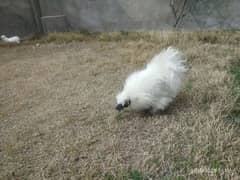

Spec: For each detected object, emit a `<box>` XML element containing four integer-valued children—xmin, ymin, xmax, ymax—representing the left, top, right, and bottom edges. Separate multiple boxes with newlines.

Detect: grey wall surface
<box><xmin>0</xmin><ymin>0</ymin><xmax>37</xmax><ymax>37</ymax></box>
<box><xmin>0</xmin><ymin>0</ymin><xmax>240</xmax><ymax>36</ymax></box>
<box><xmin>179</xmin><ymin>0</ymin><xmax>240</xmax><ymax>29</ymax></box>
<box><xmin>41</xmin><ymin>0</ymin><xmax>175</xmax><ymax>32</ymax></box>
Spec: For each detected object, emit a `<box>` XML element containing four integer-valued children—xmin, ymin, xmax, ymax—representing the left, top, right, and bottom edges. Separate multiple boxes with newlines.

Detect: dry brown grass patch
<box><xmin>0</xmin><ymin>31</ymin><xmax>239</xmax><ymax>179</ymax></box>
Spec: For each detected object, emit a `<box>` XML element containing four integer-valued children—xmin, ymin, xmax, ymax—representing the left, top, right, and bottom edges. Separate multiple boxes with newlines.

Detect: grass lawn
<box><xmin>0</xmin><ymin>31</ymin><xmax>239</xmax><ymax>179</ymax></box>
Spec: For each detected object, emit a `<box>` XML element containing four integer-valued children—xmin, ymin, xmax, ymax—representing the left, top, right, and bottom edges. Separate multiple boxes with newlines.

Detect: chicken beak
<box><xmin>115</xmin><ymin>104</ymin><xmax>124</xmax><ymax>111</ymax></box>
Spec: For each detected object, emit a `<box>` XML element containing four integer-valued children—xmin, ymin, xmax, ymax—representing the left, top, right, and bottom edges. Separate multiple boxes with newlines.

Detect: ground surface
<box><xmin>0</xmin><ymin>32</ymin><xmax>239</xmax><ymax>179</ymax></box>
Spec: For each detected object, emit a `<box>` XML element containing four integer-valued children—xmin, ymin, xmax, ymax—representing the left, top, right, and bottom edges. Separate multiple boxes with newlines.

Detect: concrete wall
<box><xmin>41</xmin><ymin>0</ymin><xmax>175</xmax><ymax>32</ymax></box>
<box><xmin>0</xmin><ymin>0</ymin><xmax>240</xmax><ymax>36</ymax></box>
<box><xmin>180</xmin><ymin>0</ymin><xmax>240</xmax><ymax>29</ymax></box>
<box><xmin>0</xmin><ymin>0</ymin><xmax>37</xmax><ymax>37</ymax></box>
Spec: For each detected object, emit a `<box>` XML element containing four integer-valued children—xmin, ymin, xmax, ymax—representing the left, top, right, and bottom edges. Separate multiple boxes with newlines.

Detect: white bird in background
<box><xmin>116</xmin><ymin>47</ymin><xmax>187</xmax><ymax>114</ymax></box>
<box><xmin>1</xmin><ymin>35</ymin><xmax>20</xmax><ymax>43</ymax></box>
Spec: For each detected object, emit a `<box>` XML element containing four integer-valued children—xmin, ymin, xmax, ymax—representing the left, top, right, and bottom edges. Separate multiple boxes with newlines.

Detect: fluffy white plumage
<box><xmin>116</xmin><ymin>47</ymin><xmax>187</xmax><ymax>113</ymax></box>
<box><xmin>1</xmin><ymin>35</ymin><xmax>20</xmax><ymax>43</ymax></box>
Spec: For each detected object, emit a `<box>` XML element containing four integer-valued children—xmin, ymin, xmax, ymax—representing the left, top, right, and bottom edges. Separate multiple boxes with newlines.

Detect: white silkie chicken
<box><xmin>116</xmin><ymin>47</ymin><xmax>187</xmax><ymax>113</ymax></box>
<box><xmin>1</xmin><ymin>35</ymin><xmax>20</xmax><ymax>43</ymax></box>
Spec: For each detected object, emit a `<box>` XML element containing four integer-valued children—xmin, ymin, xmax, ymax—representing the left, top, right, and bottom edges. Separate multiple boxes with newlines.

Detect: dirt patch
<box><xmin>0</xmin><ymin>32</ymin><xmax>240</xmax><ymax>179</ymax></box>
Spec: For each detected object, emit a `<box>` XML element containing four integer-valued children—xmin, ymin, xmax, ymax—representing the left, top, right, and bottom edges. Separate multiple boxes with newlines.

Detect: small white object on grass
<box><xmin>1</xmin><ymin>35</ymin><xmax>20</xmax><ymax>44</ymax></box>
<box><xmin>116</xmin><ymin>47</ymin><xmax>187</xmax><ymax>114</ymax></box>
